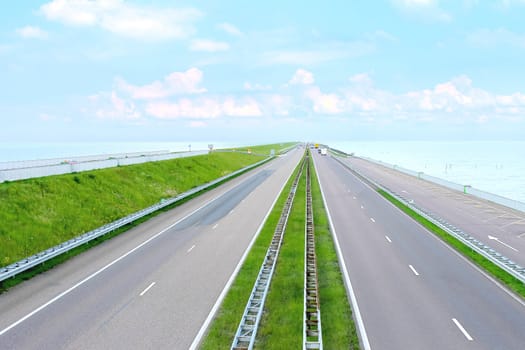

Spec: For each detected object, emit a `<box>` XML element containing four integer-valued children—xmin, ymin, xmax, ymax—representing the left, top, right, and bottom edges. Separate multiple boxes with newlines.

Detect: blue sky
<box><xmin>1</xmin><ymin>0</ymin><xmax>525</xmax><ymax>143</ymax></box>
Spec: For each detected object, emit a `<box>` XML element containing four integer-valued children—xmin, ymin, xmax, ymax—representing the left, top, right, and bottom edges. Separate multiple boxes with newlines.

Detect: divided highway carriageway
<box><xmin>2</xmin><ymin>144</ymin><xmax>525</xmax><ymax>349</ymax></box>
<box><xmin>313</xmin><ymin>150</ymin><xmax>525</xmax><ymax>350</ymax></box>
<box><xmin>0</xmin><ymin>148</ymin><xmax>303</xmax><ymax>349</ymax></box>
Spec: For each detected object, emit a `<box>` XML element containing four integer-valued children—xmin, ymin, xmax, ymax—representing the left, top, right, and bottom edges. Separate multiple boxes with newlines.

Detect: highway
<box><xmin>341</xmin><ymin>156</ymin><xmax>525</xmax><ymax>270</ymax></box>
<box><xmin>0</xmin><ymin>147</ymin><xmax>303</xmax><ymax>349</ymax></box>
<box><xmin>313</xmin><ymin>151</ymin><xmax>525</xmax><ymax>350</ymax></box>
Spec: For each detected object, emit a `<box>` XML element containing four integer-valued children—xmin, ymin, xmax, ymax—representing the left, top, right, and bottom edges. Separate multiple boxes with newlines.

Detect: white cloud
<box><xmin>189</xmin><ymin>39</ymin><xmax>230</xmax><ymax>52</ymax></box>
<box><xmin>91</xmin><ymin>91</ymin><xmax>141</xmax><ymax>120</ymax></box>
<box><xmin>146</xmin><ymin>99</ymin><xmax>221</xmax><ymax>119</ymax></box>
<box><xmin>117</xmin><ymin>68</ymin><xmax>207</xmax><ymax>99</ymax></box>
<box><xmin>289</xmin><ymin>69</ymin><xmax>315</xmax><ymax>85</ymax></box>
<box><xmin>223</xmin><ymin>97</ymin><xmax>262</xmax><ymax>117</ymax></box>
<box><xmin>40</xmin><ymin>0</ymin><xmax>201</xmax><ymax>40</ymax></box>
<box><xmin>391</xmin><ymin>0</ymin><xmax>452</xmax><ymax>21</ymax></box>
<box><xmin>217</xmin><ymin>22</ymin><xmax>243</xmax><ymax>37</ymax></box>
<box><xmin>305</xmin><ymin>87</ymin><xmax>343</xmax><ymax>114</ymax></box>
<box><xmin>467</xmin><ymin>28</ymin><xmax>525</xmax><ymax>48</ymax></box>
<box><xmin>145</xmin><ymin>97</ymin><xmax>262</xmax><ymax>119</ymax></box>
<box><xmin>16</xmin><ymin>26</ymin><xmax>49</xmax><ymax>39</ymax></box>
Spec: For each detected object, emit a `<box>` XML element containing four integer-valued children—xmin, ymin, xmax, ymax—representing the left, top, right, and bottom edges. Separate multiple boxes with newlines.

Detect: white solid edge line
<box><xmin>452</xmin><ymin>318</ymin><xmax>474</xmax><ymax>341</ymax></box>
<box><xmin>409</xmin><ymin>265</ymin><xmax>420</xmax><ymax>276</ymax></box>
<box><xmin>188</xmin><ymin>154</ymin><xmax>297</xmax><ymax>350</ymax></box>
<box><xmin>311</xmin><ymin>155</ymin><xmax>371</xmax><ymax>350</ymax></box>
<box><xmin>140</xmin><ymin>282</ymin><xmax>156</xmax><ymax>297</ymax></box>
<box><xmin>334</xmin><ymin>156</ymin><xmax>525</xmax><ymax>309</ymax></box>
<box><xmin>0</xmin><ymin>167</ymin><xmax>266</xmax><ymax>337</ymax></box>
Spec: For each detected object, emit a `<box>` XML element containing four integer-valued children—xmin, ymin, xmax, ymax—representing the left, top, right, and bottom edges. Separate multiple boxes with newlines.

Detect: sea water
<box><xmin>329</xmin><ymin>141</ymin><xmax>525</xmax><ymax>203</ymax></box>
<box><xmin>0</xmin><ymin>141</ymin><xmax>245</xmax><ymax>163</ymax></box>
<box><xmin>2</xmin><ymin>140</ymin><xmax>524</xmax><ymax>203</ymax></box>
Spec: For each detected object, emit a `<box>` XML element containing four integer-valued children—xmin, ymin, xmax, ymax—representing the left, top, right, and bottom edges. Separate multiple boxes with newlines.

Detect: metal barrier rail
<box><xmin>0</xmin><ymin>157</ymin><xmax>272</xmax><ymax>282</ymax></box>
<box><xmin>303</xmin><ymin>155</ymin><xmax>323</xmax><ymax>350</ymax></box>
<box><xmin>331</xmin><ymin>155</ymin><xmax>525</xmax><ymax>285</ymax></box>
<box><xmin>231</xmin><ymin>154</ymin><xmax>306</xmax><ymax>350</ymax></box>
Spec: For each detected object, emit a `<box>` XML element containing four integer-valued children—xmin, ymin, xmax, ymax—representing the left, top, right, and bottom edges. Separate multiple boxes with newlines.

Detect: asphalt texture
<box><xmin>313</xmin><ymin>151</ymin><xmax>525</xmax><ymax>350</ymax></box>
<box><xmin>343</xmin><ymin>156</ymin><xmax>525</xmax><ymax>269</ymax></box>
<box><xmin>0</xmin><ymin>148</ymin><xmax>303</xmax><ymax>350</ymax></box>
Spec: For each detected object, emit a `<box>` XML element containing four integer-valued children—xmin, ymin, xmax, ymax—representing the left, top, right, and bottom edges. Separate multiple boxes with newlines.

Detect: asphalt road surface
<box><xmin>313</xmin><ymin>151</ymin><xmax>525</xmax><ymax>350</ymax></box>
<box><xmin>0</xmin><ymin>148</ymin><xmax>303</xmax><ymax>350</ymax></box>
<box><xmin>342</xmin><ymin>156</ymin><xmax>525</xmax><ymax>269</ymax></box>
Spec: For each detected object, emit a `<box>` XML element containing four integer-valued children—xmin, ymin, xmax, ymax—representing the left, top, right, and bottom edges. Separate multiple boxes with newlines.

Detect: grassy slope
<box><xmin>227</xmin><ymin>142</ymin><xmax>298</xmax><ymax>155</ymax></box>
<box><xmin>0</xmin><ymin>152</ymin><xmax>265</xmax><ymax>267</ymax></box>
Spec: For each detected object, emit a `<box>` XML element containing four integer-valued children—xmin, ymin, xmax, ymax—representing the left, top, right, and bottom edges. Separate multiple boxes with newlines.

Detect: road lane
<box><xmin>313</xmin><ymin>151</ymin><xmax>525</xmax><ymax>350</ymax></box>
<box><xmin>0</xmin><ymin>148</ymin><xmax>303</xmax><ymax>349</ymax></box>
<box><xmin>341</xmin><ymin>156</ymin><xmax>525</xmax><ymax>268</ymax></box>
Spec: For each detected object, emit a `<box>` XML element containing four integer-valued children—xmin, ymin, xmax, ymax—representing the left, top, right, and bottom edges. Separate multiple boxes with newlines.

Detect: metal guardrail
<box><xmin>231</xmin><ymin>154</ymin><xmax>306</xmax><ymax>350</ymax></box>
<box><xmin>303</xmin><ymin>155</ymin><xmax>323</xmax><ymax>350</ymax></box>
<box><xmin>331</xmin><ymin>154</ymin><xmax>525</xmax><ymax>285</ymax></box>
<box><xmin>0</xmin><ymin>157</ymin><xmax>273</xmax><ymax>282</ymax></box>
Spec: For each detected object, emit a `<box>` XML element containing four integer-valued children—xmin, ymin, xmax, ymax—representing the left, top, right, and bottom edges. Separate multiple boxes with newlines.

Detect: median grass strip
<box><xmin>311</xmin><ymin>163</ymin><xmax>359</xmax><ymax>349</ymax></box>
<box><xmin>379</xmin><ymin>189</ymin><xmax>525</xmax><ymax>299</ymax></box>
<box><xmin>255</xmin><ymin>163</ymin><xmax>306</xmax><ymax>349</ymax></box>
<box><xmin>199</xmin><ymin>156</ymin><xmax>303</xmax><ymax>349</ymax></box>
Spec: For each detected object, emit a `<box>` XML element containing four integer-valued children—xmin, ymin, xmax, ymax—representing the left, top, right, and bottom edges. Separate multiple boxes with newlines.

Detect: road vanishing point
<box><xmin>1</xmin><ymin>146</ymin><xmax>525</xmax><ymax>349</ymax></box>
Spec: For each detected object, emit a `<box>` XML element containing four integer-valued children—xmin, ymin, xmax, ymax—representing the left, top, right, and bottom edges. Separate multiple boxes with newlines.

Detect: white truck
<box><xmin>320</xmin><ymin>148</ymin><xmax>328</xmax><ymax>156</ymax></box>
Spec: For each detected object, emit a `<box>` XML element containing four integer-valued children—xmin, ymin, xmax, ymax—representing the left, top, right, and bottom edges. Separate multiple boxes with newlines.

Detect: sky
<box><xmin>1</xmin><ymin>0</ymin><xmax>525</xmax><ymax>144</ymax></box>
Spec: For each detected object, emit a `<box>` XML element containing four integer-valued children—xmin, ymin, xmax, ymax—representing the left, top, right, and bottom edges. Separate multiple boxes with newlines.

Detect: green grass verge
<box><xmin>311</xmin><ymin>163</ymin><xmax>359</xmax><ymax>349</ymax></box>
<box><xmin>0</xmin><ymin>152</ymin><xmax>266</xmax><ymax>269</ymax></box>
<box><xmin>0</xmin><ymin>157</ymin><xmax>271</xmax><ymax>293</ymax></box>
<box><xmin>255</xmin><ymin>164</ymin><xmax>306</xmax><ymax>349</ymax></box>
<box><xmin>226</xmin><ymin>142</ymin><xmax>298</xmax><ymax>155</ymax></box>
<box><xmin>199</xmin><ymin>157</ymin><xmax>303</xmax><ymax>349</ymax></box>
<box><xmin>378</xmin><ymin>189</ymin><xmax>525</xmax><ymax>299</ymax></box>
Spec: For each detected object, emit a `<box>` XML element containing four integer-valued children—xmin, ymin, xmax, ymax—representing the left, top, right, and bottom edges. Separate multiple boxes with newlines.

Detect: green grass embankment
<box><xmin>379</xmin><ymin>189</ymin><xmax>525</xmax><ymax>299</ymax></box>
<box><xmin>226</xmin><ymin>142</ymin><xmax>299</xmax><ymax>155</ymax></box>
<box><xmin>0</xmin><ymin>152</ymin><xmax>266</xmax><ymax>269</ymax></box>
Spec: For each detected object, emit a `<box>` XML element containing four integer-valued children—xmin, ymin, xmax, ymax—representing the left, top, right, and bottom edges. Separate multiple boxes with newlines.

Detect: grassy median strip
<box><xmin>255</xmin><ymin>163</ymin><xmax>306</xmax><ymax>349</ymax></box>
<box><xmin>199</xmin><ymin>158</ymin><xmax>303</xmax><ymax>349</ymax></box>
<box><xmin>379</xmin><ymin>189</ymin><xmax>525</xmax><ymax>299</ymax></box>
<box><xmin>201</xmin><ymin>155</ymin><xmax>359</xmax><ymax>349</ymax></box>
<box><xmin>311</xmin><ymin>164</ymin><xmax>360</xmax><ymax>349</ymax></box>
